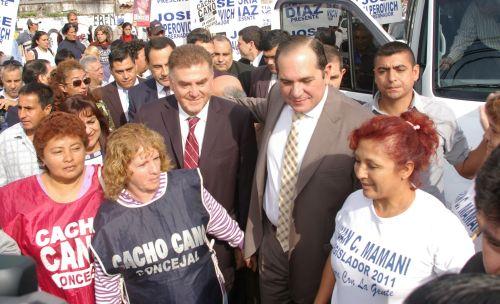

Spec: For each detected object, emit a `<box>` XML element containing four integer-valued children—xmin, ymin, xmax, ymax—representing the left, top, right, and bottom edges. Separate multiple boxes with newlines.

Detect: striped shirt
<box><xmin>448</xmin><ymin>1</ymin><xmax>500</xmax><ymax>62</ymax></box>
<box><xmin>0</xmin><ymin>123</ymin><xmax>41</xmax><ymax>186</ymax></box>
<box><xmin>94</xmin><ymin>171</ymin><xmax>244</xmax><ymax>304</ymax></box>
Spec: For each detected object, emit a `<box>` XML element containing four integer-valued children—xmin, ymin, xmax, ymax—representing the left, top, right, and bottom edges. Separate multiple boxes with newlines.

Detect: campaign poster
<box><xmin>133</xmin><ymin>0</ymin><xmax>152</xmax><ymax>27</ymax></box>
<box><xmin>281</xmin><ymin>3</ymin><xmax>341</xmax><ymax>37</ymax></box>
<box><xmin>356</xmin><ymin>0</ymin><xmax>403</xmax><ymax>25</ymax></box>
<box><xmin>190</xmin><ymin>0</ymin><xmax>218</xmax><ymax>29</ymax></box>
<box><xmin>150</xmin><ymin>0</ymin><xmax>191</xmax><ymax>46</ymax></box>
<box><xmin>0</xmin><ymin>0</ymin><xmax>20</xmax><ymax>55</ymax></box>
<box><xmin>213</xmin><ymin>0</ymin><xmax>264</xmax><ymax>59</ymax></box>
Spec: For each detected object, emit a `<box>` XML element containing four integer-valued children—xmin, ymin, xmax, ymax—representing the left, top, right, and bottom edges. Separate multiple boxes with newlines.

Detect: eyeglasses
<box><xmin>67</xmin><ymin>77</ymin><xmax>91</xmax><ymax>87</ymax></box>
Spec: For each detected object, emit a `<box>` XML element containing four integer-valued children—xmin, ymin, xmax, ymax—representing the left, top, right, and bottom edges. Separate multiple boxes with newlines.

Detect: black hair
<box><xmin>375</xmin><ymin>41</ymin><xmax>416</xmax><ymax>65</ymax></box>
<box><xmin>127</xmin><ymin>39</ymin><xmax>146</xmax><ymax>60</ymax></box>
<box><xmin>315</xmin><ymin>27</ymin><xmax>336</xmax><ymax>47</ymax></box>
<box><xmin>108</xmin><ymin>44</ymin><xmax>135</xmax><ymax>69</ymax></box>
<box><xmin>323</xmin><ymin>44</ymin><xmax>343</xmax><ymax>68</ymax></box>
<box><xmin>145</xmin><ymin>36</ymin><xmax>176</xmax><ymax>62</ymax></box>
<box><xmin>261</xmin><ymin>29</ymin><xmax>290</xmax><ymax>52</ymax></box>
<box><xmin>31</xmin><ymin>31</ymin><xmax>49</xmax><ymax>49</ymax></box>
<box><xmin>404</xmin><ymin>273</ymin><xmax>500</xmax><ymax>304</ymax></box>
<box><xmin>54</xmin><ymin>49</ymin><xmax>76</xmax><ymax>65</ymax></box>
<box><xmin>238</xmin><ymin>26</ymin><xmax>263</xmax><ymax>50</ymax></box>
<box><xmin>121</xmin><ymin>22</ymin><xmax>132</xmax><ymax>30</ymax></box>
<box><xmin>22</xmin><ymin>59</ymin><xmax>50</xmax><ymax>84</ymax></box>
<box><xmin>61</xmin><ymin>23</ymin><xmax>78</xmax><ymax>35</ymax></box>
<box><xmin>475</xmin><ymin>146</ymin><xmax>500</xmax><ymax>223</ymax></box>
<box><xmin>275</xmin><ymin>36</ymin><xmax>327</xmax><ymax>70</ymax></box>
<box><xmin>110</xmin><ymin>39</ymin><xmax>126</xmax><ymax>51</ymax></box>
<box><xmin>18</xmin><ymin>82</ymin><xmax>54</xmax><ymax>109</ymax></box>
<box><xmin>186</xmin><ymin>28</ymin><xmax>212</xmax><ymax>44</ymax></box>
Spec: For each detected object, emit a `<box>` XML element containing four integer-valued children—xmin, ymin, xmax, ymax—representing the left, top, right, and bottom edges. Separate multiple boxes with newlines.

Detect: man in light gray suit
<box><xmin>238</xmin><ymin>36</ymin><xmax>373</xmax><ymax>303</ymax></box>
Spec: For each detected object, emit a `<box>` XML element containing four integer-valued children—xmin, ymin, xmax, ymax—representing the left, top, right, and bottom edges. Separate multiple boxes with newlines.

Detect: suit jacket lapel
<box><xmin>199</xmin><ymin>98</ymin><xmax>222</xmax><ymax>167</ymax></box>
<box><xmin>256</xmin><ymin>88</ymin><xmax>286</xmax><ymax>204</ymax></box>
<box><xmin>106</xmin><ymin>82</ymin><xmax>126</xmax><ymax>126</ymax></box>
<box><xmin>295</xmin><ymin>87</ymin><xmax>341</xmax><ymax>196</ymax></box>
<box><xmin>161</xmin><ymin>96</ymin><xmax>183</xmax><ymax>167</ymax></box>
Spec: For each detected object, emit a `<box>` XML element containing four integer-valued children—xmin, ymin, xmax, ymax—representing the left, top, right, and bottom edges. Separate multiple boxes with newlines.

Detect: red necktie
<box><xmin>183</xmin><ymin>117</ymin><xmax>200</xmax><ymax>169</ymax></box>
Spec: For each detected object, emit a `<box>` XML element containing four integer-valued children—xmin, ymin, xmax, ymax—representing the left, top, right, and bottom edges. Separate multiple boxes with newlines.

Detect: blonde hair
<box><xmin>103</xmin><ymin>124</ymin><xmax>173</xmax><ymax>200</ymax></box>
<box><xmin>84</xmin><ymin>45</ymin><xmax>100</xmax><ymax>58</ymax></box>
<box><xmin>486</xmin><ymin>91</ymin><xmax>500</xmax><ymax>126</ymax></box>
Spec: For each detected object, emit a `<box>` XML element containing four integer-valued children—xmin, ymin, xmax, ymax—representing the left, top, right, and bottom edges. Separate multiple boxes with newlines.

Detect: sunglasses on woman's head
<box><xmin>68</xmin><ymin>77</ymin><xmax>91</xmax><ymax>87</ymax></box>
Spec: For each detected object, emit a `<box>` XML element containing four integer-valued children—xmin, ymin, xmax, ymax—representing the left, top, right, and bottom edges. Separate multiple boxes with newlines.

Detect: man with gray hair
<box><xmin>135</xmin><ymin>44</ymin><xmax>257</xmax><ymax>296</ymax></box>
<box><xmin>80</xmin><ymin>55</ymin><xmax>105</xmax><ymax>90</ymax></box>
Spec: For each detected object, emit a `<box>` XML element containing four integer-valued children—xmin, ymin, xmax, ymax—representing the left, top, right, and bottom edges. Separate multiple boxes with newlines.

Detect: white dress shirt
<box><xmin>117</xmin><ymin>79</ymin><xmax>139</xmax><ymax>122</ymax></box>
<box><xmin>263</xmin><ymin>87</ymin><xmax>328</xmax><ymax>226</ymax></box>
<box><xmin>178</xmin><ymin>101</ymin><xmax>210</xmax><ymax>155</ymax></box>
<box><xmin>156</xmin><ymin>81</ymin><xmax>171</xmax><ymax>99</ymax></box>
<box><xmin>267</xmin><ymin>74</ymin><xmax>278</xmax><ymax>94</ymax></box>
<box><xmin>252</xmin><ymin>52</ymin><xmax>264</xmax><ymax>67</ymax></box>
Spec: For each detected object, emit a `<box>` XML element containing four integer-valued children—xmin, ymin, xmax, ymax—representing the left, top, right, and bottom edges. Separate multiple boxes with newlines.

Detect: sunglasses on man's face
<box><xmin>67</xmin><ymin>77</ymin><xmax>91</xmax><ymax>87</ymax></box>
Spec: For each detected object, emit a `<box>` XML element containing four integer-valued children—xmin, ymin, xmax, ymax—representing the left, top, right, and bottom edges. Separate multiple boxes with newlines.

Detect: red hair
<box><xmin>349</xmin><ymin>110</ymin><xmax>439</xmax><ymax>186</ymax></box>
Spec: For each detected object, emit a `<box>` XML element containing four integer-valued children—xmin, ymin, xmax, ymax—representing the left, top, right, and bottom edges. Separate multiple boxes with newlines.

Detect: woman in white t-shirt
<box><xmin>314</xmin><ymin>110</ymin><xmax>475</xmax><ymax>304</ymax></box>
<box><xmin>26</xmin><ymin>31</ymin><xmax>56</xmax><ymax>66</ymax></box>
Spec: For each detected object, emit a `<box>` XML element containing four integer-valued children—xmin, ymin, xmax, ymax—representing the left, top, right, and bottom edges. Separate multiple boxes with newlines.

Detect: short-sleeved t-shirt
<box><xmin>330</xmin><ymin>189</ymin><xmax>474</xmax><ymax>304</ymax></box>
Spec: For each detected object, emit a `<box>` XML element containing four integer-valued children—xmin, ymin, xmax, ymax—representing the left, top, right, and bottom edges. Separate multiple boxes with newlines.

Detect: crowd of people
<box><xmin>0</xmin><ymin>9</ymin><xmax>499</xmax><ymax>304</ymax></box>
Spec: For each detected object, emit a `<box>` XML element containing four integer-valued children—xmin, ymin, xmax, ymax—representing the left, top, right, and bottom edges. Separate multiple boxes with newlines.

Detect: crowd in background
<box><xmin>0</xmin><ymin>8</ymin><xmax>499</xmax><ymax>304</ymax></box>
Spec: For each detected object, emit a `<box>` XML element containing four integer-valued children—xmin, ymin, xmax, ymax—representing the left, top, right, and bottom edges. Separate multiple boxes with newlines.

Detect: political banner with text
<box><xmin>133</xmin><ymin>0</ymin><xmax>152</xmax><ymax>27</ymax></box>
<box><xmin>356</xmin><ymin>0</ymin><xmax>403</xmax><ymax>25</ymax></box>
<box><xmin>0</xmin><ymin>0</ymin><xmax>20</xmax><ymax>55</ymax></box>
<box><xmin>150</xmin><ymin>0</ymin><xmax>191</xmax><ymax>46</ymax></box>
<box><xmin>281</xmin><ymin>3</ymin><xmax>342</xmax><ymax>37</ymax></box>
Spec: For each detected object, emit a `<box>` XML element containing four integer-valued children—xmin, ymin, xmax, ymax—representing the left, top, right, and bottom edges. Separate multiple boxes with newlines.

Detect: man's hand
<box><xmin>0</xmin><ymin>99</ymin><xmax>17</xmax><ymax>110</ymax></box>
<box><xmin>245</xmin><ymin>255</ymin><xmax>257</xmax><ymax>272</ymax></box>
<box><xmin>439</xmin><ymin>57</ymin><xmax>453</xmax><ymax>70</ymax></box>
<box><xmin>479</xmin><ymin>105</ymin><xmax>489</xmax><ymax>131</ymax></box>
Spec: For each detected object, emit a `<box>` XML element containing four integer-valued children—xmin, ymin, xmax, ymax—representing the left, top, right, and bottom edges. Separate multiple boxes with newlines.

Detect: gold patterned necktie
<box><xmin>276</xmin><ymin>111</ymin><xmax>304</xmax><ymax>252</ymax></box>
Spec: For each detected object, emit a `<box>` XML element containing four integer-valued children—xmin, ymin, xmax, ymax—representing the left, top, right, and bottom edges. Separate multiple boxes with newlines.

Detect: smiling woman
<box><xmin>315</xmin><ymin>111</ymin><xmax>476</xmax><ymax>304</ymax></box>
<box><xmin>0</xmin><ymin>112</ymin><xmax>105</xmax><ymax>303</ymax></box>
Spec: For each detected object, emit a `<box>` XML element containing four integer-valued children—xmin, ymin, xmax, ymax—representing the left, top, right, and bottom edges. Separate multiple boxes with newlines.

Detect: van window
<box><xmin>435</xmin><ymin>0</ymin><xmax>500</xmax><ymax>101</ymax></box>
<box><xmin>280</xmin><ymin>3</ymin><xmax>381</xmax><ymax>93</ymax></box>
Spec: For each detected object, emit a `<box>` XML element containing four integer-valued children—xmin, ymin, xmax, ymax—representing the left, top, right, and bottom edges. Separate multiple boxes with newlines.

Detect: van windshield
<box><xmin>435</xmin><ymin>0</ymin><xmax>500</xmax><ymax>101</ymax></box>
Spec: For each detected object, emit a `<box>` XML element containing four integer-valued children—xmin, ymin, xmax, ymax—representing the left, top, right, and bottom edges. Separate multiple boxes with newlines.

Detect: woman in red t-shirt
<box><xmin>0</xmin><ymin>112</ymin><xmax>104</xmax><ymax>304</ymax></box>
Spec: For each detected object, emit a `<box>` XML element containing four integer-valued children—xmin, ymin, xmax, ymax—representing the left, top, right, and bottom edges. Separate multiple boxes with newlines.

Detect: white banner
<box><xmin>0</xmin><ymin>0</ymin><xmax>20</xmax><ymax>55</ymax></box>
<box><xmin>150</xmin><ymin>0</ymin><xmax>191</xmax><ymax>46</ymax></box>
<box><xmin>281</xmin><ymin>3</ymin><xmax>341</xmax><ymax>37</ymax></box>
<box><xmin>356</xmin><ymin>0</ymin><xmax>403</xmax><ymax>25</ymax></box>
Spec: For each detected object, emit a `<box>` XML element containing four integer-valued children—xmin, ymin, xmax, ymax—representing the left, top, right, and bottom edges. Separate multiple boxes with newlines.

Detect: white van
<box><xmin>272</xmin><ymin>0</ymin><xmax>500</xmax><ymax>204</ymax></box>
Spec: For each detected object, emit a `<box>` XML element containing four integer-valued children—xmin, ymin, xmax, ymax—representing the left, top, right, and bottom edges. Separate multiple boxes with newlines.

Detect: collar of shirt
<box><xmin>116</xmin><ymin>79</ymin><xmax>139</xmax><ymax>93</ymax></box>
<box><xmin>295</xmin><ymin>85</ymin><xmax>328</xmax><ymax>119</ymax></box>
<box><xmin>371</xmin><ymin>90</ymin><xmax>423</xmax><ymax>115</ymax></box>
<box><xmin>178</xmin><ymin>99</ymin><xmax>210</xmax><ymax>123</ymax></box>
<box><xmin>156</xmin><ymin>81</ymin><xmax>170</xmax><ymax>98</ymax></box>
<box><xmin>252</xmin><ymin>52</ymin><xmax>263</xmax><ymax>67</ymax></box>
<box><xmin>117</xmin><ymin>172</ymin><xmax>168</xmax><ymax>207</ymax></box>
<box><xmin>0</xmin><ymin>91</ymin><xmax>18</xmax><ymax>101</ymax></box>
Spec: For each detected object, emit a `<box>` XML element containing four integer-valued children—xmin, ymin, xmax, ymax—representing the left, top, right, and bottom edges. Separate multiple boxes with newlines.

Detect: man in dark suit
<box><xmin>135</xmin><ymin>44</ymin><xmax>258</xmax><ymax>294</ymax></box>
<box><xmin>248</xmin><ymin>30</ymin><xmax>290</xmax><ymax>98</ymax></box>
<box><xmin>238</xmin><ymin>36</ymin><xmax>373</xmax><ymax>303</ymax></box>
<box><xmin>128</xmin><ymin>37</ymin><xmax>176</xmax><ymax>121</ymax></box>
<box><xmin>212</xmin><ymin>35</ymin><xmax>253</xmax><ymax>94</ymax></box>
<box><xmin>92</xmin><ymin>45</ymin><xmax>139</xmax><ymax>128</ymax></box>
<box><xmin>238</xmin><ymin>26</ymin><xmax>266</xmax><ymax>67</ymax></box>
